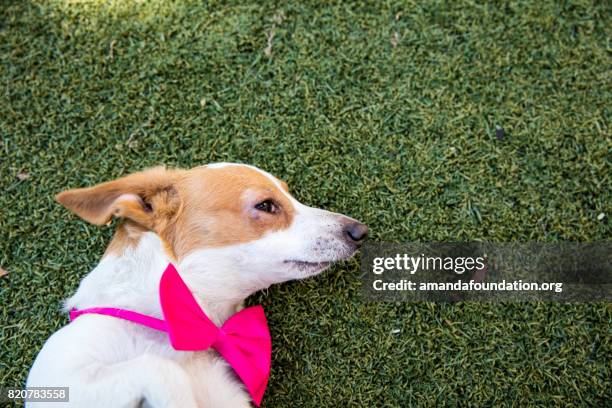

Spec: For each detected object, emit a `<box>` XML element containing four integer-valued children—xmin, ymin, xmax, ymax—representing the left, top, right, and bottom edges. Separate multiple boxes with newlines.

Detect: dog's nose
<box><xmin>344</xmin><ymin>222</ymin><xmax>368</xmax><ymax>243</ymax></box>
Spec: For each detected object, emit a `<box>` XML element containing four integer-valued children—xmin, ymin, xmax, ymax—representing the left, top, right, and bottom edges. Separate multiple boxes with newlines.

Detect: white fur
<box><xmin>26</xmin><ymin>164</ymin><xmax>361</xmax><ymax>407</ymax></box>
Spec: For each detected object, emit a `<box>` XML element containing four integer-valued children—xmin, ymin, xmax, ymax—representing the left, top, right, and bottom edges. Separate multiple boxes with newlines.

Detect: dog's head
<box><xmin>56</xmin><ymin>163</ymin><xmax>367</xmax><ymax>294</ymax></box>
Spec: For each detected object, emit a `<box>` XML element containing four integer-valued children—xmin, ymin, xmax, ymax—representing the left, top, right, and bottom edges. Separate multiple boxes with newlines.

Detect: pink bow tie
<box><xmin>70</xmin><ymin>263</ymin><xmax>271</xmax><ymax>406</ymax></box>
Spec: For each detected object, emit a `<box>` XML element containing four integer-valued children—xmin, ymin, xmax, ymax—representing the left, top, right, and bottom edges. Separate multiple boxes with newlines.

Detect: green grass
<box><xmin>1</xmin><ymin>0</ymin><xmax>610</xmax><ymax>406</ymax></box>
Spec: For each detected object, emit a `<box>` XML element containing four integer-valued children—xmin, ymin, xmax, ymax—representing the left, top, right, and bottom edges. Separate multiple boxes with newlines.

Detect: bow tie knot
<box><xmin>212</xmin><ymin>328</ymin><xmax>227</xmax><ymax>346</ymax></box>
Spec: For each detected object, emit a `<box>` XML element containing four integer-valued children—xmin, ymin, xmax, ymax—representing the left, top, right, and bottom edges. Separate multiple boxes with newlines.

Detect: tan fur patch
<box><xmin>56</xmin><ymin>166</ymin><xmax>180</xmax><ymax>227</ymax></box>
<box><xmin>169</xmin><ymin>165</ymin><xmax>295</xmax><ymax>258</ymax></box>
<box><xmin>57</xmin><ymin>165</ymin><xmax>295</xmax><ymax>260</ymax></box>
<box><xmin>105</xmin><ymin>221</ymin><xmax>147</xmax><ymax>256</ymax></box>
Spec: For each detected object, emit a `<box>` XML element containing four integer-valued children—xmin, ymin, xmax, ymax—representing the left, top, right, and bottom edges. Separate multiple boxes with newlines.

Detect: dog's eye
<box><xmin>255</xmin><ymin>199</ymin><xmax>279</xmax><ymax>214</ymax></box>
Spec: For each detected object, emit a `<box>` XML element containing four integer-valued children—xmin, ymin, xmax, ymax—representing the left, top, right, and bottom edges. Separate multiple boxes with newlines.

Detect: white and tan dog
<box><xmin>26</xmin><ymin>163</ymin><xmax>367</xmax><ymax>407</ymax></box>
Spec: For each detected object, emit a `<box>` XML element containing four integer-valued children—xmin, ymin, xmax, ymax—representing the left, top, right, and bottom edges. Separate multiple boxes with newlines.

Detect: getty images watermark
<box><xmin>361</xmin><ymin>243</ymin><xmax>611</xmax><ymax>301</ymax></box>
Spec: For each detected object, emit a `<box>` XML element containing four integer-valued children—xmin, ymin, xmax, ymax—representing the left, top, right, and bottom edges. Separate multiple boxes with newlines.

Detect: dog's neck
<box><xmin>64</xmin><ymin>224</ymin><xmax>248</xmax><ymax>326</ymax></box>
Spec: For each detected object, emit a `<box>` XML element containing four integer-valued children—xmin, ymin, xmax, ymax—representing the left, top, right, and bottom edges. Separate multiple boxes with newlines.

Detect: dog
<box><xmin>26</xmin><ymin>163</ymin><xmax>367</xmax><ymax>407</ymax></box>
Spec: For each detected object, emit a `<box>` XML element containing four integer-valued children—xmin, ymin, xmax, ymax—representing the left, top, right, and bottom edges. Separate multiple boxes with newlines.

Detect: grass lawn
<box><xmin>1</xmin><ymin>0</ymin><xmax>610</xmax><ymax>406</ymax></box>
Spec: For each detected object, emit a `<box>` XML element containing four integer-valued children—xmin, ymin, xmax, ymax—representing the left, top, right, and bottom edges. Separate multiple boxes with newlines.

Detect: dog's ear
<box><xmin>55</xmin><ymin>166</ymin><xmax>181</xmax><ymax>229</ymax></box>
